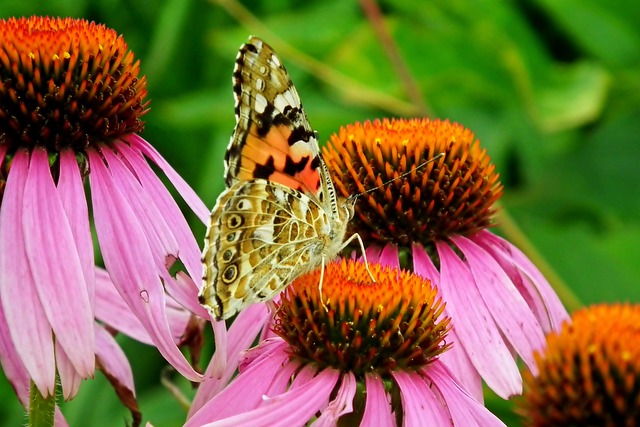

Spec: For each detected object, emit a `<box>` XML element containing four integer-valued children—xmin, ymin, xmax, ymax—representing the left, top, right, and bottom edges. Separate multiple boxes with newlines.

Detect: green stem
<box><xmin>28</xmin><ymin>381</ymin><xmax>55</xmax><ymax>427</ymax></box>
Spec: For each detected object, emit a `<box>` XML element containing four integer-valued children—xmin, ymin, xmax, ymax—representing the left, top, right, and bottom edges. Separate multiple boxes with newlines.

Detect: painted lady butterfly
<box><xmin>199</xmin><ymin>37</ymin><xmax>365</xmax><ymax>320</ymax></box>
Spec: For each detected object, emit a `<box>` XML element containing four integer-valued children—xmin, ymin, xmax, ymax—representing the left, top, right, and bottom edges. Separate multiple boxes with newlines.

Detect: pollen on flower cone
<box><xmin>0</xmin><ymin>16</ymin><xmax>148</xmax><ymax>153</ymax></box>
<box><xmin>273</xmin><ymin>259</ymin><xmax>451</xmax><ymax>376</ymax></box>
<box><xmin>322</xmin><ymin>118</ymin><xmax>503</xmax><ymax>246</ymax></box>
<box><xmin>519</xmin><ymin>304</ymin><xmax>640</xmax><ymax>427</ymax></box>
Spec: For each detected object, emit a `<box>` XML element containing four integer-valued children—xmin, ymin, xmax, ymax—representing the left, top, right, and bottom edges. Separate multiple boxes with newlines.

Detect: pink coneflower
<box><xmin>321</xmin><ymin>118</ymin><xmax>570</xmax><ymax>399</ymax></box>
<box><xmin>0</xmin><ymin>15</ymin><xmax>209</xmax><ymax>414</ymax></box>
<box><xmin>518</xmin><ymin>304</ymin><xmax>640</xmax><ymax>427</ymax></box>
<box><xmin>187</xmin><ymin>259</ymin><xmax>506</xmax><ymax>426</ymax></box>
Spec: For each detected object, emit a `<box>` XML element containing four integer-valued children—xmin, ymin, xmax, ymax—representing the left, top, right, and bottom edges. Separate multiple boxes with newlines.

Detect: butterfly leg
<box><xmin>340</xmin><ymin>232</ymin><xmax>376</xmax><ymax>282</ymax></box>
<box><xmin>318</xmin><ymin>255</ymin><xmax>329</xmax><ymax>311</ymax></box>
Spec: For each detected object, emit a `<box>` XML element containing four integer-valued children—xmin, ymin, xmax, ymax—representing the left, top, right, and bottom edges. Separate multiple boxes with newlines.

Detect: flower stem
<box><xmin>28</xmin><ymin>381</ymin><xmax>55</xmax><ymax>427</ymax></box>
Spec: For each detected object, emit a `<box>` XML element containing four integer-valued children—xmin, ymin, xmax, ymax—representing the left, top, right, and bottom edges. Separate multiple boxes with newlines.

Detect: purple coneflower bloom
<box><xmin>0</xmin><ymin>15</ymin><xmax>209</xmax><ymax>413</ymax></box>
<box><xmin>188</xmin><ymin>260</ymin><xmax>506</xmax><ymax>426</ymax></box>
<box><xmin>322</xmin><ymin>118</ymin><xmax>569</xmax><ymax>399</ymax></box>
<box><xmin>519</xmin><ymin>303</ymin><xmax>640</xmax><ymax>427</ymax></box>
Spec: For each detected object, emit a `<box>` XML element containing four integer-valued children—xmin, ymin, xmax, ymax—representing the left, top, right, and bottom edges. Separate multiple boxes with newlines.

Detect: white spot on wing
<box><xmin>254</xmin><ymin>93</ymin><xmax>268</xmax><ymax>114</ymax></box>
<box><xmin>253</xmin><ymin>225</ymin><xmax>274</xmax><ymax>242</ymax></box>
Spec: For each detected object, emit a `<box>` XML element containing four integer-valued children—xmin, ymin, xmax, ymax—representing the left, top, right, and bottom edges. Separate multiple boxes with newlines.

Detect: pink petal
<box><xmin>101</xmin><ymin>147</ymin><xmax>207</xmax><ymax>317</ymax></box>
<box><xmin>125</xmin><ymin>134</ymin><xmax>210</xmax><ymax>223</ymax></box>
<box><xmin>58</xmin><ymin>149</ymin><xmax>95</xmax><ymax>312</ymax></box>
<box><xmin>438</xmin><ymin>328</ymin><xmax>483</xmax><ymax>402</ymax></box>
<box><xmin>55</xmin><ymin>342</ymin><xmax>83</xmax><ymax>399</ymax></box>
<box><xmin>361</xmin><ymin>374</ymin><xmax>395</xmax><ymax>427</ymax></box>
<box><xmin>190</xmin><ymin>304</ymin><xmax>271</xmax><ymax>417</ymax></box>
<box><xmin>54</xmin><ymin>408</ymin><xmax>70</xmax><ymax>427</ymax></box>
<box><xmin>116</xmin><ymin>143</ymin><xmax>203</xmax><ymax>293</ymax></box>
<box><xmin>198</xmin><ymin>367</ymin><xmax>340</xmax><ymax>427</ymax></box>
<box><xmin>475</xmin><ymin>231</ymin><xmax>569</xmax><ymax>331</ymax></box>
<box><xmin>377</xmin><ymin>244</ymin><xmax>400</xmax><ymax>269</ymax></box>
<box><xmin>436</xmin><ymin>241</ymin><xmax>521</xmax><ymax>398</ymax></box>
<box><xmin>0</xmin><ymin>149</ymin><xmax>56</xmax><ymax>396</ymax></box>
<box><xmin>313</xmin><ymin>372</ymin><xmax>356</xmax><ymax>426</ymax></box>
<box><xmin>412</xmin><ymin>243</ymin><xmax>440</xmax><ymax>281</ymax></box>
<box><xmin>453</xmin><ymin>235</ymin><xmax>546</xmax><ymax>369</ymax></box>
<box><xmin>0</xmin><ymin>300</ymin><xmax>30</xmax><ymax>406</ymax></box>
<box><xmin>95</xmin><ymin>324</ymin><xmax>135</xmax><ymax>395</ymax></box>
<box><xmin>95</xmin><ymin>269</ymin><xmax>153</xmax><ymax>345</ymax></box>
<box><xmin>100</xmin><ymin>148</ymin><xmax>179</xmax><ymax>266</ymax></box>
<box><xmin>170</xmin><ymin>271</ymin><xmax>208</xmax><ymax>325</ymax></box>
<box><xmin>364</xmin><ymin>244</ymin><xmax>384</xmax><ymax>264</ymax></box>
<box><xmin>88</xmin><ymin>148</ymin><xmax>200</xmax><ymax>381</ymax></box>
<box><xmin>22</xmin><ymin>148</ymin><xmax>95</xmax><ymax>377</ymax></box>
<box><xmin>186</xmin><ymin>340</ymin><xmax>291</xmax><ymax>426</ymax></box>
<box><xmin>428</xmin><ymin>361</ymin><xmax>507</xmax><ymax>427</ymax></box>
<box><xmin>412</xmin><ymin>245</ymin><xmax>482</xmax><ymax>401</ymax></box>
<box><xmin>0</xmin><ymin>143</ymin><xmax>7</xmax><ymax>165</ymax></box>
<box><xmin>392</xmin><ymin>370</ymin><xmax>450</xmax><ymax>426</ymax></box>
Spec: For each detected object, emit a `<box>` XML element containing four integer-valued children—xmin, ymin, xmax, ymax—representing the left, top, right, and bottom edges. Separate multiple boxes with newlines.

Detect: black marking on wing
<box><xmin>288</xmin><ymin>125</ymin><xmax>312</xmax><ymax>146</ymax></box>
<box><xmin>256</xmin><ymin>102</ymin><xmax>276</xmax><ymax>137</ymax></box>
<box><xmin>283</xmin><ymin>155</ymin><xmax>310</xmax><ymax>176</ymax></box>
<box><xmin>253</xmin><ymin>156</ymin><xmax>276</xmax><ymax>180</ymax></box>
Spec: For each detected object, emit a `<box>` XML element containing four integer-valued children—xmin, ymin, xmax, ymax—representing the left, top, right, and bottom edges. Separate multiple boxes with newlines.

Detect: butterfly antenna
<box><xmin>347</xmin><ymin>152</ymin><xmax>445</xmax><ymax>202</ymax></box>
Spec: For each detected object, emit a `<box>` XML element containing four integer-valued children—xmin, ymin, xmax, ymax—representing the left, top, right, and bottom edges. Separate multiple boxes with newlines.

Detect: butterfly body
<box><xmin>199</xmin><ymin>37</ymin><xmax>351</xmax><ymax>320</ymax></box>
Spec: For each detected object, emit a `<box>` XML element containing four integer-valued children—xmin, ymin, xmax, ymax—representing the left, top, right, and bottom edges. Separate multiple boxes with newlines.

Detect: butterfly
<box><xmin>199</xmin><ymin>36</ymin><xmax>367</xmax><ymax>320</ymax></box>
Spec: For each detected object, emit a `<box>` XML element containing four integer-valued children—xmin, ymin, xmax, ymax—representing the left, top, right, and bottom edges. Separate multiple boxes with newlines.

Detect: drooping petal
<box><xmin>412</xmin><ymin>245</ymin><xmax>482</xmax><ymax>401</ymax></box>
<box><xmin>475</xmin><ymin>231</ymin><xmax>569</xmax><ymax>330</ymax></box>
<box><xmin>101</xmin><ymin>146</ymin><xmax>207</xmax><ymax>317</ymax></box>
<box><xmin>361</xmin><ymin>374</ymin><xmax>395</xmax><ymax>427</ymax></box>
<box><xmin>438</xmin><ymin>328</ymin><xmax>483</xmax><ymax>402</ymax></box>
<box><xmin>88</xmin><ymin>148</ymin><xmax>200</xmax><ymax>381</ymax></box>
<box><xmin>94</xmin><ymin>269</ymin><xmax>153</xmax><ymax>345</ymax></box>
<box><xmin>116</xmin><ymin>142</ymin><xmax>203</xmax><ymax>297</ymax></box>
<box><xmin>312</xmin><ymin>372</ymin><xmax>356</xmax><ymax>426</ymax></box>
<box><xmin>189</xmin><ymin>304</ymin><xmax>271</xmax><ymax>417</ymax></box>
<box><xmin>55</xmin><ymin>342</ymin><xmax>83</xmax><ymax>399</ymax></box>
<box><xmin>0</xmin><ymin>300</ymin><xmax>29</xmax><ymax>407</ymax></box>
<box><xmin>0</xmin><ymin>149</ymin><xmax>56</xmax><ymax>396</ymax></box>
<box><xmin>125</xmin><ymin>134</ymin><xmax>210</xmax><ymax>223</ymax></box>
<box><xmin>428</xmin><ymin>361</ymin><xmax>507</xmax><ymax>427</ymax></box>
<box><xmin>54</xmin><ymin>409</ymin><xmax>70</xmax><ymax>427</ymax></box>
<box><xmin>198</xmin><ymin>367</ymin><xmax>340</xmax><ymax>427</ymax></box>
<box><xmin>22</xmin><ymin>147</ymin><xmax>95</xmax><ymax>378</ymax></box>
<box><xmin>100</xmin><ymin>147</ymin><xmax>179</xmax><ymax>267</ymax></box>
<box><xmin>392</xmin><ymin>370</ymin><xmax>450</xmax><ymax>426</ymax></box>
<box><xmin>95</xmin><ymin>324</ymin><xmax>136</xmax><ymax>400</ymax></box>
<box><xmin>453</xmin><ymin>235</ymin><xmax>546</xmax><ymax>369</ymax></box>
<box><xmin>58</xmin><ymin>149</ymin><xmax>95</xmax><ymax>312</ymax></box>
<box><xmin>186</xmin><ymin>340</ymin><xmax>291</xmax><ymax>426</ymax></box>
<box><xmin>436</xmin><ymin>241</ymin><xmax>521</xmax><ymax>398</ymax></box>
<box><xmin>169</xmin><ymin>271</ymin><xmax>208</xmax><ymax>325</ymax></box>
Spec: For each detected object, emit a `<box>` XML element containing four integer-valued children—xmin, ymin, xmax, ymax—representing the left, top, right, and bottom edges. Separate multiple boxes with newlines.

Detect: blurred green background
<box><xmin>1</xmin><ymin>0</ymin><xmax>639</xmax><ymax>425</ymax></box>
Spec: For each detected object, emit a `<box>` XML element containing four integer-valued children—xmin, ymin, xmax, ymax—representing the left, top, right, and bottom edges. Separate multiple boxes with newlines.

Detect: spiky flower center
<box><xmin>520</xmin><ymin>304</ymin><xmax>640</xmax><ymax>427</ymax></box>
<box><xmin>273</xmin><ymin>259</ymin><xmax>451</xmax><ymax>377</ymax></box>
<box><xmin>322</xmin><ymin>118</ymin><xmax>503</xmax><ymax>247</ymax></box>
<box><xmin>0</xmin><ymin>16</ymin><xmax>148</xmax><ymax>154</ymax></box>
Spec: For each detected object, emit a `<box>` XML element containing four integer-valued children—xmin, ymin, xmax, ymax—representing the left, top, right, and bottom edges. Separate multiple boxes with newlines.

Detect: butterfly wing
<box><xmin>224</xmin><ymin>37</ymin><xmax>322</xmax><ymax>194</ymax></box>
<box><xmin>200</xmin><ymin>36</ymin><xmax>337</xmax><ymax>319</ymax></box>
<box><xmin>200</xmin><ymin>179</ymin><xmax>327</xmax><ymax>319</ymax></box>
